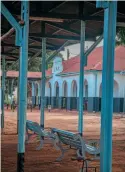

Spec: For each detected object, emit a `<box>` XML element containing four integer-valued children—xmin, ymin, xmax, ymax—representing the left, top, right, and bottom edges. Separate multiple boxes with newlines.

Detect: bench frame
<box><xmin>26</xmin><ymin>120</ymin><xmax>59</xmax><ymax>151</ymax></box>
<box><xmin>51</xmin><ymin>128</ymin><xmax>100</xmax><ymax>163</ymax></box>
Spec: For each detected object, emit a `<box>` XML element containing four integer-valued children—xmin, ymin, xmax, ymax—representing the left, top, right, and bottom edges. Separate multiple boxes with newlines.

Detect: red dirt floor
<box><xmin>1</xmin><ymin>109</ymin><xmax>125</xmax><ymax>172</ymax></box>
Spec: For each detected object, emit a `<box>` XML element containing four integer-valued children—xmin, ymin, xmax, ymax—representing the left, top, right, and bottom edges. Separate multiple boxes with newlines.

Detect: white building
<box><xmin>7</xmin><ymin>46</ymin><xmax>125</xmax><ymax>112</ymax></box>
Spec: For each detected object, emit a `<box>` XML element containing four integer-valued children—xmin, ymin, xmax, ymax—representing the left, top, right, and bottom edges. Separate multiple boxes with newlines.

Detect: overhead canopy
<box><xmin>1</xmin><ymin>1</ymin><xmax>125</xmax><ymax>64</ymax></box>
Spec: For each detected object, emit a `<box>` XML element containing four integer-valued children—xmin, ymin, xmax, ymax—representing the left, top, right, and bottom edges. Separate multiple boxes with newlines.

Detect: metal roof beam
<box><xmin>4</xmin><ymin>59</ymin><xmax>16</xmax><ymax>61</ymax></box>
<box><xmin>17</xmin><ymin>12</ymin><xmax>125</xmax><ymax>22</ymax></box>
<box><xmin>46</xmin><ymin>41</ymin><xmax>69</xmax><ymax>64</ymax></box>
<box><xmin>49</xmin><ymin>2</ymin><xmax>66</xmax><ymax>12</ymax></box>
<box><xmin>29</xmin><ymin>37</ymin><xmax>56</xmax><ymax>47</ymax></box>
<box><xmin>2</xmin><ymin>52</ymin><xmax>33</xmax><ymax>56</ymax></box>
<box><xmin>30</xmin><ymin>34</ymin><xmax>80</xmax><ymax>41</ymax></box>
<box><xmin>1</xmin><ymin>21</ymin><xmax>24</xmax><ymax>42</ymax></box>
<box><xmin>30</xmin><ymin>34</ymin><xmax>95</xmax><ymax>41</ymax></box>
<box><xmin>46</xmin><ymin>22</ymin><xmax>80</xmax><ymax>35</ymax></box>
<box><xmin>2</xmin><ymin>43</ymin><xmax>61</xmax><ymax>49</ymax></box>
<box><xmin>17</xmin><ymin>13</ymin><xmax>79</xmax><ymax>20</ymax></box>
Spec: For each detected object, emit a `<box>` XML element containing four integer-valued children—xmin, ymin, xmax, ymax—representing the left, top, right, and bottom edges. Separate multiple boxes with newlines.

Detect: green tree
<box><xmin>28</xmin><ymin>57</ymin><xmax>41</xmax><ymax>72</ymax></box>
<box><xmin>47</xmin><ymin>52</ymin><xmax>64</xmax><ymax>69</ymax></box>
<box><xmin>116</xmin><ymin>28</ymin><xmax>125</xmax><ymax>45</ymax></box>
<box><xmin>6</xmin><ymin>50</ymin><xmax>64</xmax><ymax>71</ymax></box>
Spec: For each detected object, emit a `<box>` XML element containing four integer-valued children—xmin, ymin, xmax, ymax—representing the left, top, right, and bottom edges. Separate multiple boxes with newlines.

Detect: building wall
<box><xmin>29</xmin><ymin>57</ymin><xmax>125</xmax><ymax>113</ymax></box>
<box><xmin>44</xmin><ymin>71</ymin><xmax>125</xmax><ymax>112</ymax></box>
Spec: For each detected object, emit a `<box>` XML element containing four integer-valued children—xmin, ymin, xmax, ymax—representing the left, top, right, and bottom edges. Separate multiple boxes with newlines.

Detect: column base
<box><xmin>17</xmin><ymin>153</ymin><xmax>24</xmax><ymax>172</ymax></box>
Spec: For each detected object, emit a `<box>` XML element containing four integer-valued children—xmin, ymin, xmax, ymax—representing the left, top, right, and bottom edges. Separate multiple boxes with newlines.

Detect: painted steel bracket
<box><xmin>96</xmin><ymin>0</ymin><xmax>109</xmax><ymax>9</ymax></box>
<box><xmin>1</xmin><ymin>2</ymin><xmax>22</xmax><ymax>46</ymax></box>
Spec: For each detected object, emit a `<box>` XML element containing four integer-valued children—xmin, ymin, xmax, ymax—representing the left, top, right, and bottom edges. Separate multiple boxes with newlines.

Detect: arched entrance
<box><xmin>62</xmin><ymin>81</ymin><xmax>67</xmax><ymax>109</ymax></box>
<box><xmin>99</xmin><ymin>80</ymin><xmax>119</xmax><ymax>111</ymax></box>
<box><xmin>71</xmin><ymin>80</ymin><xmax>77</xmax><ymax>109</ymax></box>
<box><xmin>46</xmin><ymin>82</ymin><xmax>51</xmax><ymax>106</ymax></box>
<box><xmin>55</xmin><ymin>82</ymin><xmax>59</xmax><ymax>108</ymax></box>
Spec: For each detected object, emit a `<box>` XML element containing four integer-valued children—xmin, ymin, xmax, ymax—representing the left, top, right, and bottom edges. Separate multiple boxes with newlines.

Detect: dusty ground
<box><xmin>1</xmin><ymin>108</ymin><xmax>125</xmax><ymax>172</ymax></box>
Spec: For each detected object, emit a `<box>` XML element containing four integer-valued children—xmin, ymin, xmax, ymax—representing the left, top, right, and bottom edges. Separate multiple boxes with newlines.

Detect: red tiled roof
<box><xmin>61</xmin><ymin>45</ymin><xmax>125</xmax><ymax>73</ymax></box>
<box><xmin>7</xmin><ymin>68</ymin><xmax>52</xmax><ymax>78</ymax></box>
<box><xmin>6</xmin><ymin>46</ymin><xmax>125</xmax><ymax>78</ymax></box>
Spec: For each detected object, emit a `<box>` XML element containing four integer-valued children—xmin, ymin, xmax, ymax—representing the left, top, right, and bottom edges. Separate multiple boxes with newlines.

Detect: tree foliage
<box><xmin>28</xmin><ymin>57</ymin><xmax>41</xmax><ymax>72</ymax></box>
<box><xmin>7</xmin><ymin>51</ymin><xmax>64</xmax><ymax>72</ymax></box>
<box><xmin>47</xmin><ymin>52</ymin><xmax>64</xmax><ymax>69</ymax></box>
<box><xmin>116</xmin><ymin>28</ymin><xmax>125</xmax><ymax>45</ymax></box>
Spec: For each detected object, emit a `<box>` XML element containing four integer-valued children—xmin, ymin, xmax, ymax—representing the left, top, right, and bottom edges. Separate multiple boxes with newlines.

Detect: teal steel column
<box><xmin>17</xmin><ymin>1</ymin><xmax>29</xmax><ymax>171</ymax></box>
<box><xmin>78</xmin><ymin>20</ymin><xmax>85</xmax><ymax>135</ymax></box>
<box><xmin>40</xmin><ymin>37</ymin><xmax>46</xmax><ymax>128</ymax></box>
<box><xmin>100</xmin><ymin>2</ymin><xmax>117</xmax><ymax>172</ymax></box>
<box><xmin>1</xmin><ymin>57</ymin><xmax>5</xmax><ymax>133</ymax></box>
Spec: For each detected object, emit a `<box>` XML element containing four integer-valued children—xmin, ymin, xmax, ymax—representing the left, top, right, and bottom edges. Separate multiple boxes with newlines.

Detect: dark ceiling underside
<box><xmin>1</xmin><ymin>1</ymin><xmax>125</xmax><ymax>64</ymax></box>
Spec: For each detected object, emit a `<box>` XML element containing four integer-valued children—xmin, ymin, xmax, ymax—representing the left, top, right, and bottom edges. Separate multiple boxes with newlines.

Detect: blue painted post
<box><xmin>78</xmin><ymin>20</ymin><xmax>85</xmax><ymax>135</ymax></box>
<box><xmin>17</xmin><ymin>1</ymin><xmax>29</xmax><ymax>171</ymax></box>
<box><xmin>1</xmin><ymin>2</ymin><xmax>22</xmax><ymax>46</ymax></box>
<box><xmin>99</xmin><ymin>2</ymin><xmax>117</xmax><ymax>172</ymax></box>
<box><xmin>40</xmin><ymin>37</ymin><xmax>46</xmax><ymax>128</ymax></box>
<box><xmin>1</xmin><ymin>57</ymin><xmax>5</xmax><ymax>133</ymax></box>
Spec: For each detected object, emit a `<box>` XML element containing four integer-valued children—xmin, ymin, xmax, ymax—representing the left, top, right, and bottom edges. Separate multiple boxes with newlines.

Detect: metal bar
<box><xmin>2</xmin><ymin>52</ymin><xmax>33</xmax><ymax>56</ymax></box>
<box><xmin>40</xmin><ymin>38</ymin><xmax>46</xmax><ymax>127</ymax></box>
<box><xmin>30</xmin><ymin>33</ymin><xmax>80</xmax><ymax>41</ymax></box>
<box><xmin>78</xmin><ymin>20</ymin><xmax>85</xmax><ymax>135</ymax></box>
<box><xmin>16</xmin><ymin>12</ymin><xmax>79</xmax><ymax>20</ymax></box>
<box><xmin>49</xmin><ymin>2</ymin><xmax>66</xmax><ymax>12</ymax></box>
<box><xmin>85</xmin><ymin>34</ymin><xmax>103</xmax><ymax>65</ymax></box>
<box><xmin>16</xmin><ymin>15</ymin><xmax>64</xmax><ymax>22</ymax></box>
<box><xmin>1</xmin><ymin>57</ymin><xmax>5</xmax><ymax>133</ymax></box>
<box><xmin>1</xmin><ymin>21</ymin><xmax>24</xmax><ymax>42</ymax></box>
<box><xmin>46</xmin><ymin>41</ymin><xmax>69</xmax><ymax>63</ymax></box>
<box><xmin>99</xmin><ymin>2</ymin><xmax>117</xmax><ymax>172</ymax></box>
<box><xmin>15</xmin><ymin>12</ymin><xmax>125</xmax><ymax>22</ymax></box>
<box><xmin>2</xmin><ymin>43</ymin><xmax>60</xmax><ymax>49</ymax></box>
<box><xmin>28</xmin><ymin>50</ymin><xmax>42</xmax><ymax>65</ymax></box>
<box><xmin>40</xmin><ymin>21</ymin><xmax>46</xmax><ymax>128</ymax></box>
<box><xmin>117</xmin><ymin>22</ymin><xmax>125</xmax><ymax>28</ymax></box>
<box><xmin>1</xmin><ymin>3</ymin><xmax>21</xmax><ymax>31</ymax></box>
<box><xmin>46</xmin><ymin>22</ymin><xmax>80</xmax><ymax>35</ymax></box>
<box><xmin>1</xmin><ymin>2</ymin><xmax>22</xmax><ymax>46</ymax></box>
<box><xmin>17</xmin><ymin>1</ymin><xmax>29</xmax><ymax>172</ymax></box>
